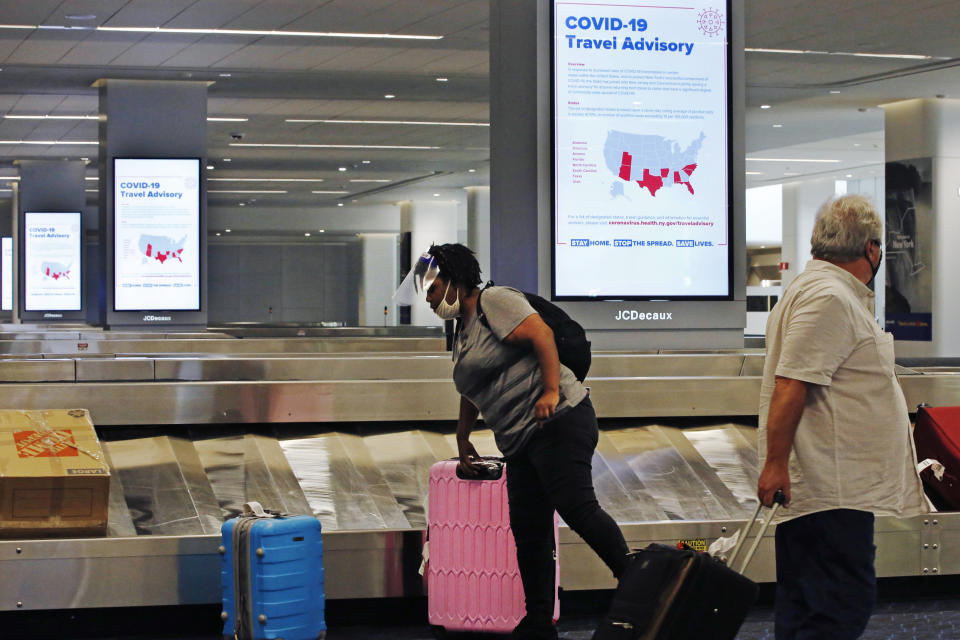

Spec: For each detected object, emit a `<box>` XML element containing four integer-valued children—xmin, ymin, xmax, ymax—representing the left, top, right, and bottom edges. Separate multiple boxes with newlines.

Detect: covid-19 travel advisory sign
<box><xmin>113</xmin><ymin>158</ymin><xmax>201</xmax><ymax>312</ymax></box>
<box><xmin>553</xmin><ymin>1</ymin><xmax>731</xmax><ymax>299</ymax></box>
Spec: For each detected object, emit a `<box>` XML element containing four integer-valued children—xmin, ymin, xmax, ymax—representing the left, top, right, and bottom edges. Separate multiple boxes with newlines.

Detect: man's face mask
<box><xmin>865</xmin><ymin>239</ymin><xmax>882</xmax><ymax>287</ymax></box>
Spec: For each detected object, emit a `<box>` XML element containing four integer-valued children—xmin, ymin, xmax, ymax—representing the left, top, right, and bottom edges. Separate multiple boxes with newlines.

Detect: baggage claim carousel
<box><xmin>1</xmin><ymin>326</ymin><xmax>959</xmax><ymax>612</ymax></box>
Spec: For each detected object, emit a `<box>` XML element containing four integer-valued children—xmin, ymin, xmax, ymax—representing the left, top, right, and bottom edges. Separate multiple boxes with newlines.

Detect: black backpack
<box><xmin>476</xmin><ymin>284</ymin><xmax>592</xmax><ymax>381</ymax></box>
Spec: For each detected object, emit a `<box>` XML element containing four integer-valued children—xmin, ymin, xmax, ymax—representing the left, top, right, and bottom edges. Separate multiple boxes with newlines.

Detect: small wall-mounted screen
<box><xmin>113</xmin><ymin>158</ymin><xmax>201</xmax><ymax>311</ymax></box>
<box><xmin>2</xmin><ymin>237</ymin><xmax>11</xmax><ymax>311</ymax></box>
<box><xmin>23</xmin><ymin>212</ymin><xmax>82</xmax><ymax>311</ymax></box>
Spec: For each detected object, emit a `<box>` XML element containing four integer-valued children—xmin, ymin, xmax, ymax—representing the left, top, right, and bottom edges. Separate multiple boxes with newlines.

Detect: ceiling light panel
<box><xmin>745</xmin><ymin>47</ymin><xmax>937</xmax><ymax>60</ymax></box>
<box><xmin>207</xmin><ymin>178</ymin><xmax>326</xmax><ymax>182</ymax></box>
<box><xmin>229</xmin><ymin>143</ymin><xmax>440</xmax><ymax>150</ymax></box>
<box><xmin>92</xmin><ymin>26</ymin><xmax>443</xmax><ymax>40</ymax></box>
<box><xmin>4</xmin><ymin>114</ymin><xmax>97</xmax><ymax>120</ymax></box>
<box><xmin>0</xmin><ymin>140</ymin><xmax>97</xmax><ymax>145</ymax></box>
<box><xmin>285</xmin><ymin>119</ymin><xmax>488</xmax><ymax>127</ymax></box>
<box><xmin>3</xmin><ymin>113</ymin><xmax>249</xmax><ymax>122</ymax></box>
<box><xmin>746</xmin><ymin>157</ymin><xmax>840</xmax><ymax>163</ymax></box>
<box><xmin>208</xmin><ymin>190</ymin><xmax>288</xmax><ymax>194</ymax></box>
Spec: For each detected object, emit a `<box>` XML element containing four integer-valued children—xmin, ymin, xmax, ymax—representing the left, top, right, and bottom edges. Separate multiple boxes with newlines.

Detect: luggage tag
<box><xmin>240</xmin><ymin>502</ymin><xmax>283</xmax><ymax>518</ymax></box>
<box><xmin>918</xmin><ymin>458</ymin><xmax>946</xmax><ymax>481</ymax></box>
<box><xmin>419</xmin><ymin>541</ymin><xmax>429</xmax><ymax>577</ymax></box>
<box><xmin>917</xmin><ymin>459</ymin><xmax>945</xmax><ymax>513</ymax></box>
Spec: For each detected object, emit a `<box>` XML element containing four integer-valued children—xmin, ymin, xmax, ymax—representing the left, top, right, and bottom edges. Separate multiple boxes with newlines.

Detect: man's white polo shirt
<box><xmin>759</xmin><ymin>259</ymin><xmax>927</xmax><ymax>522</ymax></box>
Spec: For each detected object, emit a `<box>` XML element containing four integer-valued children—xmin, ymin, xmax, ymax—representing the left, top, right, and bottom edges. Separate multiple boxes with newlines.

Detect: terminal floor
<box><xmin>5</xmin><ymin>580</ymin><xmax>960</xmax><ymax>640</ymax></box>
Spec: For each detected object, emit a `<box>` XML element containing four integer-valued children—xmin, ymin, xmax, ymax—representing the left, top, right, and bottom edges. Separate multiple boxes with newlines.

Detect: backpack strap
<box><xmin>476</xmin><ymin>283</ymin><xmax>493</xmax><ymax>331</ymax></box>
<box><xmin>459</xmin><ymin>281</ymin><xmax>495</xmax><ymax>338</ymax></box>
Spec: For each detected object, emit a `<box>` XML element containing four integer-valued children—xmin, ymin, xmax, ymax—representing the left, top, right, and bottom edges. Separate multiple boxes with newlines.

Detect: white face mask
<box><xmin>434</xmin><ymin>282</ymin><xmax>461</xmax><ymax>320</ymax></box>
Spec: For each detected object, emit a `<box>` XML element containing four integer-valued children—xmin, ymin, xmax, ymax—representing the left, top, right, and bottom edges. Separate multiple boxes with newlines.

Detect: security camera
<box><xmin>230</xmin><ymin>132</ymin><xmax>244</xmax><ymax>140</ymax></box>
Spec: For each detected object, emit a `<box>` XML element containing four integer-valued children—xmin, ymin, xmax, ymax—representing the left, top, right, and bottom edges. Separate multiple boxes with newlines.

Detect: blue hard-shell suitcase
<box><xmin>220</xmin><ymin>503</ymin><xmax>326</xmax><ymax>640</ymax></box>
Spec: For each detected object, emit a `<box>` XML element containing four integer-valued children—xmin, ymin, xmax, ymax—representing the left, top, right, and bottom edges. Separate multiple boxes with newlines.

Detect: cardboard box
<box><xmin>0</xmin><ymin>409</ymin><xmax>110</xmax><ymax>538</ymax></box>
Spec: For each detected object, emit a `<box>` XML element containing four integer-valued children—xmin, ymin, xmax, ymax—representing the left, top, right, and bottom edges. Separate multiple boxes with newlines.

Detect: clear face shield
<box><xmin>393</xmin><ymin>252</ymin><xmax>441</xmax><ymax>306</ymax></box>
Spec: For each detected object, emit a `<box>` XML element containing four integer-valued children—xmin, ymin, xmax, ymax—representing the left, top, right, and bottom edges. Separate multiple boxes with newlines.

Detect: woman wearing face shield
<box><xmin>397</xmin><ymin>243</ymin><xmax>629</xmax><ymax>640</ymax></box>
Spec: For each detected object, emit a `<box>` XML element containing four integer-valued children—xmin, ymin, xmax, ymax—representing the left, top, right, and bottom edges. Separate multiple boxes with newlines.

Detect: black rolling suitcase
<box><xmin>593</xmin><ymin>493</ymin><xmax>783</xmax><ymax>640</ymax></box>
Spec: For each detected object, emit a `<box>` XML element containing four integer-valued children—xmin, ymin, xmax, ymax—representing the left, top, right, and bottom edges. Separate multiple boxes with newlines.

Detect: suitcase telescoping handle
<box><xmin>454</xmin><ymin>456</ymin><xmax>505</xmax><ymax>480</ymax></box>
<box><xmin>726</xmin><ymin>489</ymin><xmax>785</xmax><ymax>574</ymax></box>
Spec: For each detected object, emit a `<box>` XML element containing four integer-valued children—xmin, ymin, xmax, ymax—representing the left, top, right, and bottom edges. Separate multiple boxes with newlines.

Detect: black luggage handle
<box><xmin>726</xmin><ymin>490</ymin><xmax>785</xmax><ymax>574</ymax></box>
<box><xmin>454</xmin><ymin>456</ymin><xmax>504</xmax><ymax>480</ymax></box>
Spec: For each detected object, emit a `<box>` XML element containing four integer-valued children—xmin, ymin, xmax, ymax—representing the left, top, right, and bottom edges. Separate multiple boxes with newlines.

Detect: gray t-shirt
<box><xmin>452</xmin><ymin>286</ymin><xmax>588</xmax><ymax>456</ymax></box>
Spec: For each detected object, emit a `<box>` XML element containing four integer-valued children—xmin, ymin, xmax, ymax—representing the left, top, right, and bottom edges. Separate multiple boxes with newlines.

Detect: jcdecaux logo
<box><xmin>615</xmin><ymin>310</ymin><xmax>674</xmax><ymax>321</ymax></box>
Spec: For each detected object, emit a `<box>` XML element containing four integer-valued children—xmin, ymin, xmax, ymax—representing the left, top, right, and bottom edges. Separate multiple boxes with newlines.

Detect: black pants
<box><xmin>505</xmin><ymin>397</ymin><xmax>629</xmax><ymax>624</ymax></box>
<box><xmin>774</xmin><ymin>509</ymin><xmax>876</xmax><ymax>640</ymax></box>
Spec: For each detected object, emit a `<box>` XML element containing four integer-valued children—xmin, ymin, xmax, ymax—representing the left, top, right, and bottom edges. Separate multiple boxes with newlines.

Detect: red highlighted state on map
<box><xmin>618</xmin><ymin>151</ymin><xmax>632</xmax><ymax>181</ymax></box>
<box><xmin>617</xmin><ymin>151</ymin><xmax>698</xmax><ymax>196</ymax></box>
<box><xmin>606</xmin><ymin>131</ymin><xmax>705</xmax><ymax>197</ymax></box>
<box><xmin>41</xmin><ymin>261</ymin><xmax>71</xmax><ymax>280</ymax></box>
<box><xmin>638</xmin><ymin>168</ymin><xmax>666</xmax><ymax>196</ymax></box>
<box><xmin>673</xmin><ymin>163</ymin><xmax>698</xmax><ymax>194</ymax></box>
<box><xmin>139</xmin><ymin>234</ymin><xmax>186</xmax><ymax>264</ymax></box>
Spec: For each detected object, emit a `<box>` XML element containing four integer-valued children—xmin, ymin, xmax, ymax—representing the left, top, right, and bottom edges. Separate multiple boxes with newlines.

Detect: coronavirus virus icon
<box><xmin>697</xmin><ymin>8</ymin><xmax>725</xmax><ymax>37</ymax></box>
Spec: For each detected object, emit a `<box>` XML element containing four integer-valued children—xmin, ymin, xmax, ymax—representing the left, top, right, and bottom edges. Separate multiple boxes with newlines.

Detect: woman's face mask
<box><xmin>433</xmin><ymin>282</ymin><xmax>461</xmax><ymax>320</ymax></box>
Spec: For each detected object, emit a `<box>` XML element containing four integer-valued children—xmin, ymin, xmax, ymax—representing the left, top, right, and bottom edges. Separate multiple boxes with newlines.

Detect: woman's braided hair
<box><xmin>427</xmin><ymin>243</ymin><xmax>482</xmax><ymax>290</ymax></box>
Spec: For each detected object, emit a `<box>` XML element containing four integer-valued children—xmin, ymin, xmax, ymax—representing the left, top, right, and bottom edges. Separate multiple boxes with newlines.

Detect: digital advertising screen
<box><xmin>113</xmin><ymin>158</ymin><xmax>201</xmax><ymax>311</ymax></box>
<box><xmin>23</xmin><ymin>212</ymin><xmax>82</xmax><ymax>311</ymax></box>
<box><xmin>553</xmin><ymin>0</ymin><xmax>732</xmax><ymax>299</ymax></box>
<box><xmin>2</xmin><ymin>237</ymin><xmax>11</xmax><ymax>311</ymax></box>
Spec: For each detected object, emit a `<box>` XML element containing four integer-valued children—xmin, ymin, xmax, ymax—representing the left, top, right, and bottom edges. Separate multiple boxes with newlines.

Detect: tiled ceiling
<box><xmin>0</xmin><ymin>0</ymin><xmax>958</xmax><ymax>228</ymax></box>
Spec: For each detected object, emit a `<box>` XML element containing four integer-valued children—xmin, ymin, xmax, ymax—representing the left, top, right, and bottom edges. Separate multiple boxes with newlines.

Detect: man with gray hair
<box><xmin>756</xmin><ymin>194</ymin><xmax>927</xmax><ymax>639</ymax></box>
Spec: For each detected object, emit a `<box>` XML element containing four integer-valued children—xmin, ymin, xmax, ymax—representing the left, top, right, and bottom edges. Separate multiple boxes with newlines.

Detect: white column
<box><xmin>843</xmin><ymin>176</ymin><xmax>886</xmax><ymax>322</ymax></box>
<box><xmin>358</xmin><ymin>233</ymin><xmax>398</xmax><ymax>326</ymax></box>
<box><xmin>931</xmin><ymin>156</ymin><xmax>960</xmax><ymax>355</ymax></box>
<box><xmin>780</xmin><ymin>182</ymin><xmax>799</xmax><ymax>291</ymax></box>
<box><xmin>884</xmin><ymin>98</ymin><xmax>960</xmax><ymax>356</ymax></box>
<box><xmin>465</xmin><ymin>186</ymin><xmax>491</xmax><ymax>283</ymax></box>
<box><xmin>780</xmin><ymin>179</ymin><xmax>836</xmax><ymax>290</ymax></box>
<box><xmin>400</xmin><ymin>200</ymin><xmax>460</xmax><ymax>326</ymax></box>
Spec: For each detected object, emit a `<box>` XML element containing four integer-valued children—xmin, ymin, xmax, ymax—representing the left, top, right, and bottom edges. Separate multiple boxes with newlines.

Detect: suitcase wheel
<box><xmin>430</xmin><ymin>624</ymin><xmax>448</xmax><ymax>640</ymax></box>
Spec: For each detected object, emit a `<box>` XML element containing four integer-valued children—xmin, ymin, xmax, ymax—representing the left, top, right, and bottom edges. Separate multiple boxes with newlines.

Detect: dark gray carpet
<box><xmin>6</xmin><ymin>589</ymin><xmax>960</xmax><ymax>639</ymax></box>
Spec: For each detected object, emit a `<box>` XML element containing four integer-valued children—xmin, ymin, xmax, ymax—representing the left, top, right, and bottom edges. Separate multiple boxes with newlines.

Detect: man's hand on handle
<box><xmin>758</xmin><ymin>459</ymin><xmax>791</xmax><ymax>508</ymax></box>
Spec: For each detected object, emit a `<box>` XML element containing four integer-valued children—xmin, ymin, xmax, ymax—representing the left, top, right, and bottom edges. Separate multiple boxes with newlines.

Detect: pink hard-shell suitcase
<box><xmin>426</xmin><ymin>458</ymin><xmax>560</xmax><ymax>633</ymax></box>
